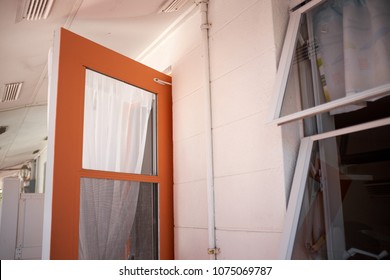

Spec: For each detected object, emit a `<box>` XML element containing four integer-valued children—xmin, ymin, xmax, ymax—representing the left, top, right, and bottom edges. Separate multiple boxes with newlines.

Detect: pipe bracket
<box><xmin>208</xmin><ymin>248</ymin><xmax>221</xmax><ymax>255</ymax></box>
<box><xmin>201</xmin><ymin>23</ymin><xmax>211</xmax><ymax>30</ymax></box>
<box><xmin>195</xmin><ymin>0</ymin><xmax>209</xmax><ymax>5</ymax></box>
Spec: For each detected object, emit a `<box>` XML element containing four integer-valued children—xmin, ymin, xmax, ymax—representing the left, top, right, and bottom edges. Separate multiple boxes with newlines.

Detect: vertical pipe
<box><xmin>198</xmin><ymin>0</ymin><xmax>217</xmax><ymax>260</ymax></box>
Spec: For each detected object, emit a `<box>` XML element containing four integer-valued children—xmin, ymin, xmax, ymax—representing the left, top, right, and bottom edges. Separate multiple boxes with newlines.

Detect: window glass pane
<box><xmin>79</xmin><ymin>178</ymin><xmax>158</xmax><ymax>260</ymax></box>
<box><xmin>291</xmin><ymin>141</ymin><xmax>328</xmax><ymax>259</ymax></box>
<box><xmin>280</xmin><ymin>0</ymin><xmax>390</xmax><ymax>118</ymax></box>
<box><xmin>292</xmin><ymin>124</ymin><xmax>390</xmax><ymax>259</ymax></box>
<box><xmin>334</xmin><ymin>95</ymin><xmax>390</xmax><ymax>129</ymax></box>
<box><xmin>82</xmin><ymin>69</ymin><xmax>156</xmax><ymax>175</ymax></box>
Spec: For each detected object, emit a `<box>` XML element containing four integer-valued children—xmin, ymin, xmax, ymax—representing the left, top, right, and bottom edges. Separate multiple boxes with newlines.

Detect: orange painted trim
<box><xmin>51</xmin><ymin>28</ymin><xmax>173</xmax><ymax>259</ymax></box>
<box><xmin>79</xmin><ymin>170</ymin><xmax>160</xmax><ymax>183</ymax></box>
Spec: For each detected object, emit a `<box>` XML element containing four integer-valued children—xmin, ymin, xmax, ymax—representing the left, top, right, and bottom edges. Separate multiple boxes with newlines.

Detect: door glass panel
<box><xmin>280</xmin><ymin>0</ymin><xmax>390</xmax><ymax>118</ymax></box>
<box><xmin>78</xmin><ymin>178</ymin><xmax>158</xmax><ymax>260</ymax></box>
<box><xmin>82</xmin><ymin>69</ymin><xmax>156</xmax><ymax>175</ymax></box>
<box><xmin>292</xmin><ymin>124</ymin><xmax>390</xmax><ymax>259</ymax></box>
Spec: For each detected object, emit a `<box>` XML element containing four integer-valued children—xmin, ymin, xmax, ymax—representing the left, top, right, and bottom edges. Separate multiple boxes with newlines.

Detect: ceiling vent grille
<box><xmin>159</xmin><ymin>0</ymin><xmax>189</xmax><ymax>13</ymax></box>
<box><xmin>2</xmin><ymin>82</ymin><xmax>23</xmax><ymax>102</ymax></box>
<box><xmin>19</xmin><ymin>0</ymin><xmax>54</xmax><ymax>21</ymax></box>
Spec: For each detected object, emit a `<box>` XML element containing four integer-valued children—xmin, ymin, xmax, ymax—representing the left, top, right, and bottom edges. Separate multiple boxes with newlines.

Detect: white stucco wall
<box><xmin>140</xmin><ymin>0</ymin><xmax>290</xmax><ymax>260</ymax></box>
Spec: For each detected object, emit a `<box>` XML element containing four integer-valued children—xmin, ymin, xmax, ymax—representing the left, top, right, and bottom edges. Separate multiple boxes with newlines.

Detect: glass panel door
<box><xmin>44</xmin><ymin>28</ymin><xmax>173</xmax><ymax>259</ymax></box>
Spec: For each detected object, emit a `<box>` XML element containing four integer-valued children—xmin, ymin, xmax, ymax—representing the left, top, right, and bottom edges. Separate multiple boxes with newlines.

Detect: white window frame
<box><xmin>276</xmin><ymin>0</ymin><xmax>390</xmax><ymax>259</ymax></box>
<box><xmin>279</xmin><ymin>116</ymin><xmax>390</xmax><ymax>259</ymax></box>
<box><xmin>289</xmin><ymin>0</ymin><xmax>307</xmax><ymax>10</ymax></box>
<box><xmin>269</xmin><ymin>0</ymin><xmax>390</xmax><ymax>125</ymax></box>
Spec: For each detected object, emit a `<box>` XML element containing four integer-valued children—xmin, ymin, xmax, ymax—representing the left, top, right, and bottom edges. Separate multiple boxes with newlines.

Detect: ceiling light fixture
<box><xmin>2</xmin><ymin>82</ymin><xmax>23</xmax><ymax>102</ymax></box>
<box><xmin>16</xmin><ymin>0</ymin><xmax>55</xmax><ymax>21</ymax></box>
<box><xmin>159</xmin><ymin>0</ymin><xmax>190</xmax><ymax>13</ymax></box>
<box><xmin>18</xmin><ymin>164</ymin><xmax>31</xmax><ymax>188</ymax></box>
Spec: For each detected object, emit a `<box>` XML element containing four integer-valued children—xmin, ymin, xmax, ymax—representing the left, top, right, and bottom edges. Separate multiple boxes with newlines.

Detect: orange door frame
<box><xmin>50</xmin><ymin>28</ymin><xmax>173</xmax><ymax>259</ymax></box>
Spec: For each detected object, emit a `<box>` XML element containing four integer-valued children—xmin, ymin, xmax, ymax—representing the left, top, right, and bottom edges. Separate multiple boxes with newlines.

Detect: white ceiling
<box><xmin>0</xmin><ymin>0</ymin><xmax>194</xmax><ymax>176</ymax></box>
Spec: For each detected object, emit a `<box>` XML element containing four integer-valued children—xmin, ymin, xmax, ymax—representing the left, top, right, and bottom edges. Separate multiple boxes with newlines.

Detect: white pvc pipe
<box><xmin>198</xmin><ymin>0</ymin><xmax>217</xmax><ymax>260</ymax></box>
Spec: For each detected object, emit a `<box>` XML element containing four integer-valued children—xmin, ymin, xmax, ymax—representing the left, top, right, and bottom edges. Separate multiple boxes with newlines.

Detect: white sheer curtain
<box><xmin>82</xmin><ymin>70</ymin><xmax>154</xmax><ymax>173</ymax></box>
<box><xmin>79</xmin><ymin>70</ymin><xmax>154</xmax><ymax>259</ymax></box>
<box><xmin>314</xmin><ymin>0</ymin><xmax>390</xmax><ymax>114</ymax></box>
<box><xmin>79</xmin><ymin>179</ymin><xmax>140</xmax><ymax>259</ymax></box>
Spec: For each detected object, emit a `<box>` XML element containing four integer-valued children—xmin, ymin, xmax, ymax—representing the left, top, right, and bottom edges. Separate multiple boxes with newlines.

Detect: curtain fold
<box><xmin>314</xmin><ymin>0</ymin><xmax>390</xmax><ymax>114</ymax></box>
<box><xmin>82</xmin><ymin>70</ymin><xmax>154</xmax><ymax>173</ymax></box>
<box><xmin>79</xmin><ymin>179</ymin><xmax>140</xmax><ymax>259</ymax></box>
<box><xmin>79</xmin><ymin>70</ymin><xmax>154</xmax><ymax>259</ymax></box>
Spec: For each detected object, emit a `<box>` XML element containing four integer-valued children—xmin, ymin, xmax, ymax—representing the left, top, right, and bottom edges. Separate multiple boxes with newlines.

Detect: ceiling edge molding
<box><xmin>136</xmin><ymin>3</ymin><xmax>197</xmax><ymax>62</ymax></box>
<box><xmin>63</xmin><ymin>0</ymin><xmax>84</xmax><ymax>29</ymax></box>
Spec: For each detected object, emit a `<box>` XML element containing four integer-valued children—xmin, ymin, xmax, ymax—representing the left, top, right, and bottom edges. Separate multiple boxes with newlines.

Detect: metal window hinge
<box><xmin>208</xmin><ymin>248</ymin><xmax>220</xmax><ymax>255</ymax></box>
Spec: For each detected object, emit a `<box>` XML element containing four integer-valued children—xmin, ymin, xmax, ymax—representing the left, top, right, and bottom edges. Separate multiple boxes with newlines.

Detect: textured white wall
<box><xmin>208</xmin><ymin>0</ymin><xmax>288</xmax><ymax>260</ymax></box>
<box><xmin>140</xmin><ymin>0</ymin><xmax>290</xmax><ymax>260</ymax></box>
